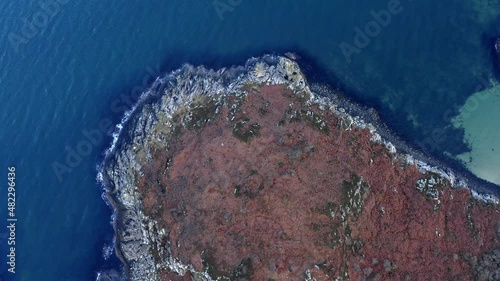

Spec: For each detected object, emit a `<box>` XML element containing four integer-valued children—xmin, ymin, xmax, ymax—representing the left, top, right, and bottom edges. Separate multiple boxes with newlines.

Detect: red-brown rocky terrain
<box><xmin>135</xmin><ymin>84</ymin><xmax>500</xmax><ymax>281</ymax></box>
<box><xmin>103</xmin><ymin>57</ymin><xmax>500</xmax><ymax>281</ymax></box>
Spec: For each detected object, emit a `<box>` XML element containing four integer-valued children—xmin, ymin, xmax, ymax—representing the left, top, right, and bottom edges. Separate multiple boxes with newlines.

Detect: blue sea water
<box><xmin>0</xmin><ymin>0</ymin><xmax>499</xmax><ymax>280</ymax></box>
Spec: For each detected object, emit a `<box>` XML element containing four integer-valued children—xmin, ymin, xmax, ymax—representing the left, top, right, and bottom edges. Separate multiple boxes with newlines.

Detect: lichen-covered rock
<box><xmin>101</xmin><ymin>55</ymin><xmax>500</xmax><ymax>280</ymax></box>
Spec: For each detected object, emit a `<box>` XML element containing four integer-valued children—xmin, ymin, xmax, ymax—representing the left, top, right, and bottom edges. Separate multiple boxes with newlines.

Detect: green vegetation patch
<box><xmin>282</xmin><ymin>90</ymin><xmax>310</xmax><ymax>104</ymax></box>
<box><xmin>202</xmin><ymin>252</ymin><xmax>254</xmax><ymax>280</ymax></box>
<box><xmin>314</xmin><ymin>201</ymin><xmax>337</xmax><ymax>218</ymax></box>
<box><xmin>288</xmin><ymin>109</ymin><xmax>329</xmax><ymax>134</ymax></box>
<box><xmin>342</xmin><ymin>175</ymin><xmax>369</xmax><ymax>221</ymax></box>
<box><xmin>232</xmin><ymin>257</ymin><xmax>254</xmax><ymax>279</ymax></box>
<box><xmin>167</xmin><ymin>94</ymin><xmax>221</xmax><ymax>139</ymax></box>
<box><xmin>257</xmin><ymin>97</ymin><xmax>270</xmax><ymax>116</ymax></box>
<box><xmin>185</xmin><ymin>96</ymin><xmax>219</xmax><ymax>130</ymax></box>
<box><xmin>232</xmin><ymin>119</ymin><xmax>261</xmax><ymax>142</ymax></box>
<box><xmin>466</xmin><ymin>201</ymin><xmax>479</xmax><ymax>241</ymax></box>
<box><xmin>202</xmin><ymin>251</ymin><xmax>231</xmax><ymax>280</ymax></box>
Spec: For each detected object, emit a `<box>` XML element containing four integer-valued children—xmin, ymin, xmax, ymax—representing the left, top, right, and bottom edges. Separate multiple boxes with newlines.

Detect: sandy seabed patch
<box><xmin>454</xmin><ymin>83</ymin><xmax>500</xmax><ymax>185</ymax></box>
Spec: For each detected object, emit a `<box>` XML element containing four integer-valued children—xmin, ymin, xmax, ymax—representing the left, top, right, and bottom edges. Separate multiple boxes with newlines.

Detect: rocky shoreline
<box><xmin>99</xmin><ymin>55</ymin><xmax>500</xmax><ymax>280</ymax></box>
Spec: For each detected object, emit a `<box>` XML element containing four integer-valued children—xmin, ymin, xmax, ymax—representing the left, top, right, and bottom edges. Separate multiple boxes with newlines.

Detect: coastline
<box><xmin>96</xmin><ymin>54</ymin><xmax>500</xmax><ymax>280</ymax></box>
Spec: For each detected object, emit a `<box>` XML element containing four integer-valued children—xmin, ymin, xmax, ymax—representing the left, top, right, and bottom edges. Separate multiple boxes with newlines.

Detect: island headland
<box><xmin>99</xmin><ymin>55</ymin><xmax>500</xmax><ymax>280</ymax></box>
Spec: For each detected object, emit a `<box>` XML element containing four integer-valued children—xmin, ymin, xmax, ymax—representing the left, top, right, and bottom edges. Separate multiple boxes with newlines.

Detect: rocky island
<box><xmin>100</xmin><ymin>55</ymin><xmax>500</xmax><ymax>280</ymax></box>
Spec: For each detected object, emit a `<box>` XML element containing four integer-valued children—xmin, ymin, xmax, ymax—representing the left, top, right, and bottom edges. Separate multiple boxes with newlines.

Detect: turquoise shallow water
<box><xmin>0</xmin><ymin>0</ymin><xmax>499</xmax><ymax>280</ymax></box>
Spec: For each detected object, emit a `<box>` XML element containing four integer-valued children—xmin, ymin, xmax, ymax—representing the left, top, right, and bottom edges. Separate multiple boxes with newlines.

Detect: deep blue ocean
<box><xmin>0</xmin><ymin>0</ymin><xmax>499</xmax><ymax>280</ymax></box>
